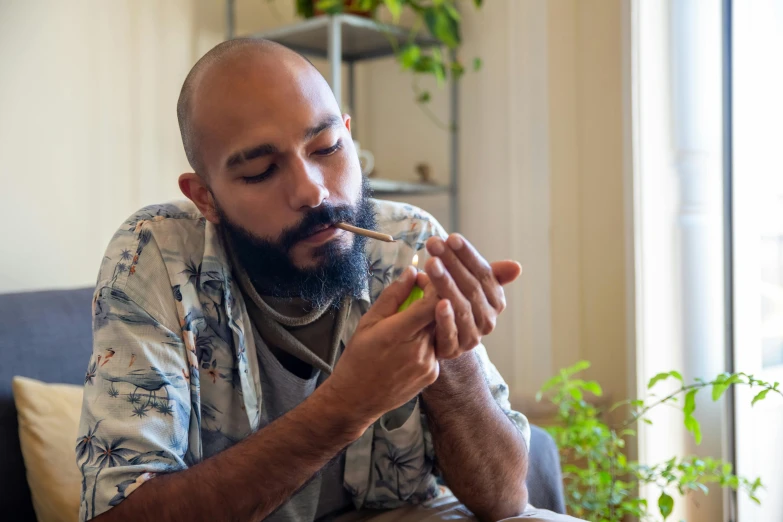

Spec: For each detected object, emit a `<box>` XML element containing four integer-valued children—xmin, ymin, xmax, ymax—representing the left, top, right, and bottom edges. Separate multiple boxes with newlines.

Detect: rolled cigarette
<box><xmin>335</xmin><ymin>222</ymin><xmax>395</xmax><ymax>242</ymax></box>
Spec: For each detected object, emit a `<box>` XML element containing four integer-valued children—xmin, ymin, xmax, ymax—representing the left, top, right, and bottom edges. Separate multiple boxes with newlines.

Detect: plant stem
<box><xmin>623</xmin><ymin>384</ymin><xmax>704</xmax><ymax>429</ymax></box>
<box><xmin>623</xmin><ymin>380</ymin><xmax>783</xmax><ymax>429</ymax></box>
<box><xmin>411</xmin><ymin>79</ymin><xmax>453</xmax><ymax>131</ymax></box>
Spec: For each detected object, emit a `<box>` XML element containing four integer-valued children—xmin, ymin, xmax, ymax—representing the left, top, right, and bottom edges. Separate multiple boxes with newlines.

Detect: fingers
<box><xmin>438</xmin><ymin>234</ymin><xmax>506</xmax><ymax>311</ymax></box>
<box><xmin>426</xmin><ymin>234</ymin><xmax>495</xmax><ymax>336</ymax></box>
<box><xmin>364</xmin><ymin>266</ymin><xmax>417</xmax><ymax>323</ymax></box>
<box><xmin>434</xmin><ymin>299</ymin><xmax>460</xmax><ymax>359</ymax></box>
<box><xmin>381</xmin><ymin>273</ymin><xmax>440</xmax><ymax>337</ymax></box>
<box><xmin>424</xmin><ymin>255</ymin><xmax>484</xmax><ymax>347</ymax></box>
<box><xmin>491</xmin><ymin>260</ymin><xmax>523</xmax><ymax>287</ymax></box>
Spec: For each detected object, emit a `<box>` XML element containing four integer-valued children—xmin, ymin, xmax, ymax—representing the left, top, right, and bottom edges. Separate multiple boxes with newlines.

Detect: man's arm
<box><xmin>94</xmin><ymin>380</ymin><xmax>365</xmax><ymax>522</ymax></box>
<box><xmin>422</xmin><ymin>352</ymin><xmax>529</xmax><ymax>522</ymax></box>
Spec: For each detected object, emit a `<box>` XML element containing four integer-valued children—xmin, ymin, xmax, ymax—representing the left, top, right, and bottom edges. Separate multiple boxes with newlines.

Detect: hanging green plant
<box><xmin>295</xmin><ymin>0</ymin><xmax>483</xmax><ymax>112</ymax></box>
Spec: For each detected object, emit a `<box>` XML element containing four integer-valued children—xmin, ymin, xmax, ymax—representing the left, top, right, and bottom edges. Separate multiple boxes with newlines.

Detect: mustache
<box><xmin>279</xmin><ymin>204</ymin><xmax>357</xmax><ymax>250</ymax></box>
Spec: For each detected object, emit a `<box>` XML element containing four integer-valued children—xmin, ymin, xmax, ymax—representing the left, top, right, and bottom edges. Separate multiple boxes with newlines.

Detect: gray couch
<box><xmin>0</xmin><ymin>287</ymin><xmax>566</xmax><ymax>519</ymax></box>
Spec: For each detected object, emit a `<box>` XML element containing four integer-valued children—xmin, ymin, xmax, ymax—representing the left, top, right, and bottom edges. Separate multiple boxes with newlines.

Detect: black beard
<box><xmin>216</xmin><ymin>177</ymin><xmax>377</xmax><ymax>309</ymax></box>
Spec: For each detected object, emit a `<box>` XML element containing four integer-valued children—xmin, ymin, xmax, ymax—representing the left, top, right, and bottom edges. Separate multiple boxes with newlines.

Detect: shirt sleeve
<box><xmin>77</xmin><ymin>226</ymin><xmax>193</xmax><ymax>520</ymax></box>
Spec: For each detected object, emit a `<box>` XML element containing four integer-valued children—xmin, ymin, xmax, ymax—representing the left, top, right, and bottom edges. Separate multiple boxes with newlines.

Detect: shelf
<box><xmin>247</xmin><ymin>14</ymin><xmax>440</xmax><ymax>62</ymax></box>
<box><xmin>369</xmin><ymin>178</ymin><xmax>450</xmax><ymax>195</ymax></box>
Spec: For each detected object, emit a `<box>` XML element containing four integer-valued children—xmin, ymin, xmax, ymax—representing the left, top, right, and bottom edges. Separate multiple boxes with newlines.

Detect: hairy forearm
<box><xmin>94</xmin><ymin>381</ymin><xmax>368</xmax><ymax>522</ymax></box>
<box><xmin>422</xmin><ymin>352</ymin><xmax>528</xmax><ymax>521</ymax></box>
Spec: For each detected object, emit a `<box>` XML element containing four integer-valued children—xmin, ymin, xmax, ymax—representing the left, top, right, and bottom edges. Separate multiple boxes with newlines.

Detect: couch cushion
<box><xmin>13</xmin><ymin>376</ymin><xmax>83</xmax><ymax>522</ymax></box>
<box><xmin>0</xmin><ymin>287</ymin><xmax>93</xmax><ymax>519</ymax></box>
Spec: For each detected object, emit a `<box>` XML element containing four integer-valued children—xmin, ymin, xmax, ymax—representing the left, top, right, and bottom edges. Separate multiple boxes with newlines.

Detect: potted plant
<box><xmin>296</xmin><ymin>0</ymin><xmax>377</xmax><ymax>18</ymax></box>
<box><xmin>536</xmin><ymin>361</ymin><xmax>778</xmax><ymax>521</ymax></box>
<box><xmin>295</xmin><ymin>0</ymin><xmax>484</xmax><ymax>111</ymax></box>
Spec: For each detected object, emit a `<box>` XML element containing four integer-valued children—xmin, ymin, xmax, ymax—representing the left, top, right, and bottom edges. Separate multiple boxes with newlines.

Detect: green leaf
<box><xmin>658</xmin><ymin>491</ymin><xmax>674</xmax><ymax>519</ymax></box>
<box><xmin>565</xmin><ymin>360</ymin><xmax>591</xmax><ymax>376</ymax></box>
<box><xmin>432</xmin><ymin>48</ymin><xmax>446</xmax><ymax>84</ymax></box>
<box><xmin>416</xmin><ymin>91</ymin><xmax>431</xmax><ymax>104</ymax></box>
<box><xmin>752</xmin><ymin>389</ymin><xmax>770</xmax><ymax>406</ymax></box>
<box><xmin>569</xmin><ymin>387</ymin><xmax>583</xmax><ymax>401</ymax></box>
<box><xmin>648</xmin><ymin>372</ymin><xmax>672</xmax><ymax>389</ymax></box>
<box><xmin>684</xmin><ymin>415</ymin><xmax>702</xmax><ymax>445</ymax></box>
<box><xmin>444</xmin><ymin>3</ymin><xmax>461</xmax><ymax>21</ymax></box>
<box><xmin>712</xmin><ymin>383</ymin><xmax>729</xmax><ymax>401</ymax></box>
<box><xmin>540</xmin><ymin>374</ymin><xmax>562</xmax><ymax>393</ymax></box>
<box><xmin>383</xmin><ymin>0</ymin><xmax>402</xmax><ymax>22</ymax></box>
<box><xmin>423</xmin><ymin>6</ymin><xmax>460</xmax><ymax>48</ymax></box>
<box><xmin>450</xmin><ymin>60</ymin><xmax>465</xmax><ymax>80</ymax></box>
<box><xmin>315</xmin><ymin>0</ymin><xmax>343</xmax><ymax>14</ymax></box>
<box><xmin>669</xmin><ymin>370</ymin><xmax>684</xmax><ymax>382</ymax></box>
<box><xmin>473</xmin><ymin>57</ymin><xmax>482</xmax><ymax>71</ymax></box>
<box><xmin>583</xmin><ymin>381</ymin><xmax>603</xmax><ymax>396</ymax></box>
<box><xmin>684</xmin><ymin>389</ymin><xmax>698</xmax><ymax>417</ymax></box>
<box><xmin>642</xmin><ymin>418</ymin><xmax>653</xmax><ymax>425</ymax></box>
<box><xmin>726</xmin><ymin>373</ymin><xmax>745</xmax><ymax>385</ymax></box>
<box><xmin>296</xmin><ymin>0</ymin><xmax>316</xmax><ymax>17</ymax></box>
<box><xmin>399</xmin><ymin>45</ymin><xmax>421</xmax><ymax>69</ymax></box>
<box><xmin>473</xmin><ymin>0</ymin><xmax>483</xmax><ymax>7</ymax></box>
<box><xmin>411</xmin><ymin>55</ymin><xmax>444</xmax><ymax>78</ymax></box>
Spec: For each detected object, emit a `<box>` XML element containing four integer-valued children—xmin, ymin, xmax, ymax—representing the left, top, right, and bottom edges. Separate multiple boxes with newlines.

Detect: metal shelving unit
<box><xmin>226</xmin><ymin>3</ymin><xmax>460</xmax><ymax>231</ymax></box>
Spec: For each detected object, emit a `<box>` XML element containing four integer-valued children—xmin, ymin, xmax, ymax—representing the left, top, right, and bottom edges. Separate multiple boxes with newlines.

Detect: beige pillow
<box><xmin>12</xmin><ymin>376</ymin><xmax>83</xmax><ymax>522</ymax></box>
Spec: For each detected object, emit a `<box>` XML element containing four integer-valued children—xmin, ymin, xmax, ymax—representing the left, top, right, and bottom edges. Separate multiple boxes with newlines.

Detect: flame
<box><xmin>412</xmin><ymin>254</ymin><xmax>419</xmax><ymax>268</ymax></box>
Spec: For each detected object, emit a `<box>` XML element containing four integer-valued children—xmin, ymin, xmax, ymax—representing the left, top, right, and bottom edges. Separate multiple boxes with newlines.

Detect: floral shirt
<box><xmin>76</xmin><ymin>199</ymin><xmax>531</xmax><ymax>521</ymax></box>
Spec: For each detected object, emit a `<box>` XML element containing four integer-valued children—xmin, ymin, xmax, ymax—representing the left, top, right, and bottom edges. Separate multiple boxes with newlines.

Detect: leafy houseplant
<box><xmin>295</xmin><ymin>0</ymin><xmax>483</xmax><ymax>112</ymax></box>
<box><xmin>536</xmin><ymin>361</ymin><xmax>780</xmax><ymax>521</ymax></box>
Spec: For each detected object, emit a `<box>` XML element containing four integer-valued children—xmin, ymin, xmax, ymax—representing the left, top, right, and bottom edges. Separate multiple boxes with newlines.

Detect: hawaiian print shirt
<box><xmin>76</xmin><ymin>198</ymin><xmax>531</xmax><ymax>521</ymax></box>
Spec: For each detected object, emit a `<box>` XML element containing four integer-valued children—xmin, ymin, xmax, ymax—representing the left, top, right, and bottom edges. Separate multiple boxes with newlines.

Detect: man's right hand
<box><xmin>326</xmin><ymin>266</ymin><xmax>440</xmax><ymax>426</ymax></box>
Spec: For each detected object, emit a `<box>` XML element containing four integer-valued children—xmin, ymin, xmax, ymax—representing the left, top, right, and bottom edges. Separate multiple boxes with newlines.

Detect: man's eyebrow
<box><xmin>304</xmin><ymin>115</ymin><xmax>343</xmax><ymax>141</ymax></box>
<box><xmin>224</xmin><ymin>116</ymin><xmax>341</xmax><ymax>169</ymax></box>
<box><xmin>226</xmin><ymin>143</ymin><xmax>278</xmax><ymax>169</ymax></box>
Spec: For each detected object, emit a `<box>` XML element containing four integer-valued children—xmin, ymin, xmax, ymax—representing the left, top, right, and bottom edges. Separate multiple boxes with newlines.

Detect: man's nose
<box><xmin>287</xmin><ymin>156</ymin><xmax>329</xmax><ymax>210</ymax></box>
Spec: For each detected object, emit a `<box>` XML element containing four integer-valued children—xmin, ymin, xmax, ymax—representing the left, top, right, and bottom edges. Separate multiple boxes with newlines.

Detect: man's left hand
<box><xmin>418</xmin><ymin>233</ymin><xmax>522</xmax><ymax>360</ymax></box>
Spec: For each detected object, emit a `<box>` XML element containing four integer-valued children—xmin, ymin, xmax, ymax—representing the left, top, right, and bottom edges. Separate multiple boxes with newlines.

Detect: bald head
<box><xmin>176</xmin><ymin>38</ymin><xmax>329</xmax><ymax>176</ymax></box>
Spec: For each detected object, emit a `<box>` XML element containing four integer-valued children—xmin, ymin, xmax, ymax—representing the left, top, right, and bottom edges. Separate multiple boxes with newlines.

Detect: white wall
<box><xmin>0</xmin><ymin>0</ymin><xmax>195</xmax><ymax>292</ymax></box>
<box><xmin>0</xmin><ymin>1</ymin><xmax>630</xmax><ymax>414</ymax></box>
<box><xmin>356</xmin><ymin>0</ymin><xmax>629</xmax><ymax>409</ymax></box>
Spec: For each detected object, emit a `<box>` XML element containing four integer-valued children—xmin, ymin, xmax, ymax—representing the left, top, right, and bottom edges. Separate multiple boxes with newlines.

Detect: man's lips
<box><xmin>300</xmin><ymin>224</ymin><xmax>342</xmax><ymax>245</ymax></box>
<box><xmin>305</xmin><ymin>223</ymin><xmax>334</xmax><ymax>238</ymax></box>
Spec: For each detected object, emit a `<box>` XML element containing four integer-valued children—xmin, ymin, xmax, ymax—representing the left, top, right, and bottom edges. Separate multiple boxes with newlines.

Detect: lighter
<box><xmin>397</xmin><ymin>254</ymin><xmax>424</xmax><ymax>312</ymax></box>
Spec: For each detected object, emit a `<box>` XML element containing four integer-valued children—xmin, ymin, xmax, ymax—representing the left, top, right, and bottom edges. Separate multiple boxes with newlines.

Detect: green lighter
<box><xmin>398</xmin><ymin>254</ymin><xmax>424</xmax><ymax>312</ymax></box>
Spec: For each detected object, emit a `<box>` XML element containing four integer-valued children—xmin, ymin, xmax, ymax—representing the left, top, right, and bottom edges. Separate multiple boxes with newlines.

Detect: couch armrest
<box><xmin>526</xmin><ymin>425</ymin><xmax>566</xmax><ymax>514</ymax></box>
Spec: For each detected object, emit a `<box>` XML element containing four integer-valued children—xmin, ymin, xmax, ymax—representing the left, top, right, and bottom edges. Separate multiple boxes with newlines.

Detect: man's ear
<box><xmin>179</xmin><ymin>173</ymin><xmax>220</xmax><ymax>224</ymax></box>
<box><xmin>343</xmin><ymin>114</ymin><xmax>352</xmax><ymax>133</ymax></box>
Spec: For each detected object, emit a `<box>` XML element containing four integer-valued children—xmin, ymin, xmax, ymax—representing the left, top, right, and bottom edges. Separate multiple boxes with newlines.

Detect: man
<box><xmin>77</xmin><ymin>39</ymin><xmax>581</xmax><ymax>522</ymax></box>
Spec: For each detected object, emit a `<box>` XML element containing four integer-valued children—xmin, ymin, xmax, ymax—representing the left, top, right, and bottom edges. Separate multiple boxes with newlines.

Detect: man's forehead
<box><xmin>189</xmin><ymin>51</ymin><xmax>340</xmax><ymax>165</ymax></box>
<box><xmin>192</xmin><ymin>50</ymin><xmax>327</xmax><ymax>112</ymax></box>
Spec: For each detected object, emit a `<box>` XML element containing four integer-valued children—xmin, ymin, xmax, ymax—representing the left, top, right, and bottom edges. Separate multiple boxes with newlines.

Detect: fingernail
<box><xmin>448</xmin><ymin>234</ymin><xmax>464</xmax><ymax>250</ymax></box>
<box><xmin>430</xmin><ymin>258</ymin><xmax>445</xmax><ymax>277</ymax></box>
<box><xmin>439</xmin><ymin>302</ymin><xmax>452</xmax><ymax>316</ymax></box>
<box><xmin>429</xmin><ymin>239</ymin><xmax>444</xmax><ymax>256</ymax></box>
<box><xmin>400</xmin><ymin>267</ymin><xmax>413</xmax><ymax>283</ymax></box>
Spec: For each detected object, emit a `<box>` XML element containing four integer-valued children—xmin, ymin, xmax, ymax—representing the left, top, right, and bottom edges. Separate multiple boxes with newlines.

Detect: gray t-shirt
<box><xmin>253</xmin><ymin>322</ymin><xmax>353</xmax><ymax>521</ymax></box>
<box><xmin>229</xmin><ymin>234</ymin><xmax>355</xmax><ymax>521</ymax></box>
